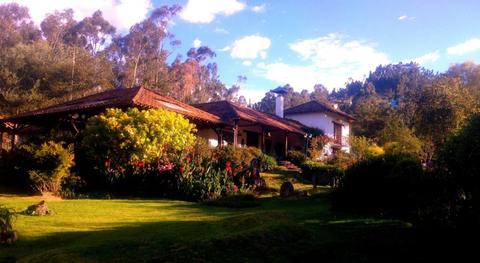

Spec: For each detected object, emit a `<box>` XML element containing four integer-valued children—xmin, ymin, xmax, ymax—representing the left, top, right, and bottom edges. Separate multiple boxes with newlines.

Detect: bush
<box><xmin>286</xmin><ymin>150</ymin><xmax>307</xmax><ymax>166</ymax></box>
<box><xmin>176</xmin><ymin>157</ymin><xmax>234</xmax><ymax>201</ymax></box>
<box><xmin>258</xmin><ymin>153</ymin><xmax>277</xmax><ymax>171</ymax></box>
<box><xmin>300</xmin><ymin>161</ymin><xmax>342</xmax><ymax>186</ymax></box>
<box><xmin>325</xmin><ymin>151</ymin><xmax>356</xmax><ymax>171</ymax></box>
<box><xmin>0</xmin><ymin>205</ymin><xmax>15</xmax><ymax>232</ymax></box>
<box><xmin>307</xmin><ymin>136</ymin><xmax>328</xmax><ymax>160</ymax></box>
<box><xmin>350</xmin><ymin>136</ymin><xmax>384</xmax><ymax>161</ymax></box>
<box><xmin>332</xmin><ymin>153</ymin><xmax>424</xmax><ymax>220</ymax></box>
<box><xmin>437</xmin><ymin>113</ymin><xmax>480</xmax><ymax>228</ymax></box>
<box><xmin>78</xmin><ymin>108</ymin><xmax>196</xmax><ymax>191</ymax></box>
<box><xmin>213</xmin><ymin>146</ymin><xmax>274</xmax><ymax>173</ymax></box>
<box><xmin>0</xmin><ymin>204</ymin><xmax>17</xmax><ymax>244</ymax></box>
<box><xmin>21</xmin><ymin>141</ymin><xmax>74</xmax><ymax>195</ymax></box>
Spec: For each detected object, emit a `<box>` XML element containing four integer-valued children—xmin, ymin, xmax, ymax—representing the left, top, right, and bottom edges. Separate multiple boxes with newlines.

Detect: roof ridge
<box><xmin>223</xmin><ymin>100</ymin><xmax>242</xmax><ymax>120</ymax></box>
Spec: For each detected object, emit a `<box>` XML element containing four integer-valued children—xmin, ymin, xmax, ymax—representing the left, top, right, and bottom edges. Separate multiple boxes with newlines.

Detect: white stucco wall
<box><xmin>285</xmin><ymin>111</ymin><xmax>351</xmax><ymax>155</ymax></box>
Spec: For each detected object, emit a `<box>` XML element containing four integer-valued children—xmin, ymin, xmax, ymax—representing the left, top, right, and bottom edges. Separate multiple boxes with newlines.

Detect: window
<box><xmin>333</xmin><ymin>122</ymin><xmax>342</xmax><ymax>144</ymax></box>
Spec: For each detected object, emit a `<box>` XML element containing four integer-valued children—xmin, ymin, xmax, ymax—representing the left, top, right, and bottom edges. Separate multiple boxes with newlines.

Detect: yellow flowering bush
<box><xmin>80</xmin><ymin>108</ymin><xmax>197</xmax><ymax>181</ymax></box>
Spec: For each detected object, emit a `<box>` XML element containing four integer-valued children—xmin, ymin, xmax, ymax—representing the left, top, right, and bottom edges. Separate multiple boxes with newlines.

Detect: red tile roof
<box><xmin>284</xmin><ymin>100</ymin><xmax>356</xmax><ymax>121</ymax></box>
<box><xmin>2</xmin><ymin>86</ymin><xmax>223</xmax><ymax>124</ymax></box>
<box><xmin>194</xmin><ymin>101</ymin><xmax>306</xmax><ymax>135</ymax></box>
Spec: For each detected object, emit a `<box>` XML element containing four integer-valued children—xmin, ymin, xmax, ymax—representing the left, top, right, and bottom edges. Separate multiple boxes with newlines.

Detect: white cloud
<box><xmin>403</xmin><ymin>51</ymin><xmax>440</xmax><ymax>65</ymax></box>
<box><xmin>257</xmin><ymin>33</ymin><xmax>389</xmax><ymax>90</ymax></box>
<box><xmin>242</xmin><ymin>60</ymin><xmax>252</xmax><ymax>66</ymax></box>
<box><xmin>238</xmin><ymin>87</ymin><xmax>267</xmax><ymax>104</ymax></box>
<box><xmin>214</xmin><ymin>27</ymin><xmax>229</xmax><ymax>34</ymax></box>
<box><xmin>180</xmin><ymin>0</ymin><xmax>245</xmax><ymax>23</ymax></box>
<box><xmin>193</xmin><ymin>38</ymin><xmax>202</xmax><ymax>48</ymax></box>
<box><xmin>398</xmin><ymin>15</ymin><xmax>408</xmax><ymax>20</ymax></box>
<box><xmin>447</xmin><ymin>38</ymin><xmax>480</xmax><ymax>55</ymax></box>
<box><xmin>251</xmin><ymin>4</ymin><xmax>266</xmax><ymax>13</ymax></box>
<box><xmin>226</xmin><ymin>35</ymin><xmax>271</xmax><ymax>59</ymax></box>
<box><xmin>1</xmin><ymin>0</ymin><xmax>153</xmax><ymax>32</ymax></box>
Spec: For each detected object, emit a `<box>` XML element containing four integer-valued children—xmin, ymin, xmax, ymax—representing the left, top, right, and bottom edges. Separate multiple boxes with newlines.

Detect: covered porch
<box><xmin>194</xmin><ymin>101</ymin><xmax>307</xmax><ymax>158</ymax></box>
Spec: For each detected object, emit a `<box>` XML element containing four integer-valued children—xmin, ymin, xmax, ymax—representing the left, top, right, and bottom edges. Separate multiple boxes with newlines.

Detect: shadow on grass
<box><xmin>1</xmin><ymin>195</ymin><xmax>476</xmax><ymax>263</ymax></box>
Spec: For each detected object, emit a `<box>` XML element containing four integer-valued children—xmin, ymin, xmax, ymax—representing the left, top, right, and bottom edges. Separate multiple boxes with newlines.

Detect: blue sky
<box><xmin>160</xmin><ymin>0</ymin><xmax>480</xmax><ymax>102</ymax></box>
<box><xmin>4</xmin><ymin>0</ymin><xmax>480</xmax><ymax>102</ymax></box>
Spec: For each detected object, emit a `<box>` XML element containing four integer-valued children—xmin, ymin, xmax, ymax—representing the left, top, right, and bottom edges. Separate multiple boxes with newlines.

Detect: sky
<box><xmin>3</xmin><ymin>0</ymin><xmax>480</xmax><ymax>102</ymax></box>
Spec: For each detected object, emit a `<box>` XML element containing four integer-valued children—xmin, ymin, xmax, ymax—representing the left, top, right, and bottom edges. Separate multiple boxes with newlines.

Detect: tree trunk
<box><xmin>70</xmin><ymin>46</ymin><xmax>76</xmax><ymax>100</ymax></box>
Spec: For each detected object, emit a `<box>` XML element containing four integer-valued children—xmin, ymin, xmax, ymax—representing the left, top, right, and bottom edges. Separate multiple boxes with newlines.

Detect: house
<box><xmin>271</xmin><ymin>87</ymin><xmax>355</xmax><ymax>158</ymax></box>
<box><xmin>0</xmin><ymin>86</ymin><xmax>306</xmax><ymax>158</ymax></box>
<box><xmin>0</xmin><ymin>86</ymin><xmax>354</xmax><ymax>158</ymax></box>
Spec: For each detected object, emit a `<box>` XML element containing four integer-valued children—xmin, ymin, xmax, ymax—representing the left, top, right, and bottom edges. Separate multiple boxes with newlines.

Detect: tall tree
<box><xmin>0</xmin><ymin>3</ymin><xmax>40</xmax><ymax>50</ymax></box>
<box><xmin>110</xmin><ymin>5</ymin><xmax>181</xmax><ymax>88</ymax></box>
<box><xmin>40</xmin><ymin>9</ymin><xmax>76</xmax><ymax>51</ymax></box>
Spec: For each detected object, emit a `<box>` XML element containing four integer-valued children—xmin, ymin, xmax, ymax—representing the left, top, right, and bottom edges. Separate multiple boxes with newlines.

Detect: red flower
<box><xmin>233</xmin><ymin>185</ymin><xmax>238</xmax><ymax>193</ymax></box>
<box><xmin>104</xmin><ymin>159</ymin><xmax>111</xmax><ymax>168</ymax></box>
<box><xmin>180</xmin><ymin>167</ymin><xmax>185</xmax><ymax>174</ymax></box>
<box><xmin>135</xmin><ymin>160</ymin><xmax>145</xmax><ymax>169</ymax></box>
<box><xmin>225</xmin><ymin>161</ymin><xmax>233</xmax><ymax>173</ymax></box>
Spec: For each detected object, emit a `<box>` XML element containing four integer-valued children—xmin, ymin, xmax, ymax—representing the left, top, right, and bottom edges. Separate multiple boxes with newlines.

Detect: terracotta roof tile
<box><xmin>284</xmin><ymin>100</ymin><xmax>356</xmax><ymax>121</ymax></box>
<box><xmin>3</xmin><ymin>87</ymin><xmax>222</xmax><ymax>124</ymax></box>
<box><xmin>194</xmin><ymin>101</ymin><xmax>306</xmax><ymax>135</ymax></box>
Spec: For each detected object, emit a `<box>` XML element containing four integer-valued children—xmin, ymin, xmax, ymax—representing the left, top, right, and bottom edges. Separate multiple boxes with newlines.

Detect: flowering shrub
<box><xmin>176</xmin><ymin>158</ymin><xmax>234</xmax><ymax>201</ymax></box>
<box><xmin>286</xmin><ymin>150</ymin><xmax>307</xmax><ymax>166</ymax></box>
<box><xmin>79</xmin><ymin>108</ymin><xmax>196</xmax><ymax>189</ymax></box>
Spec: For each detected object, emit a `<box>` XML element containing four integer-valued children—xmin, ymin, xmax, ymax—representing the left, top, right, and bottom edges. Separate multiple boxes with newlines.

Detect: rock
<box><xmin>24</xmin><ymin>200</ymin><xmax>50</xmax><ymax>216</ymax></box>
<box><xmin>0</xmin><ymin>230</ymin><xmax>17</xmax><ymax>244</ymax></box>
<box><xmin>280</xmin><ymin>182</ymin><xmax>294</xmax><ymax>197</ymax></box>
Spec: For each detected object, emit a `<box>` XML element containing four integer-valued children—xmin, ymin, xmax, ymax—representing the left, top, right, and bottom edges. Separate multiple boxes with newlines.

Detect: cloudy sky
<box><xmin>3</xmin><ymin>0</ymin><xmax>480</xmax><ymax>102</ymax></box>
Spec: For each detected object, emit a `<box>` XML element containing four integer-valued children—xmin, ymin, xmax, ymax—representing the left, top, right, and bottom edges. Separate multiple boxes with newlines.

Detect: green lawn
<box><xmin>0</xmin><ymin>170</ymin><xmax>473</xmax><ymax>262</ymax></box>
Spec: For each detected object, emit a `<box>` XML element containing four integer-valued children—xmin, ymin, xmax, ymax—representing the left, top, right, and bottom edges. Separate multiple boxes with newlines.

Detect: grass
<box><xmin>0</xmin><ymin>171</ymin><xmax>475</xmax><ymax>262</ymax></box>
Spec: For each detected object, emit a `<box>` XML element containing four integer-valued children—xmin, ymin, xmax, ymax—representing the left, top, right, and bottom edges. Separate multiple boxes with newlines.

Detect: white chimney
<box><xmin>275</xmin><ymin>95</ymin><xmax>284</xmax><ymax>118</ymax></box>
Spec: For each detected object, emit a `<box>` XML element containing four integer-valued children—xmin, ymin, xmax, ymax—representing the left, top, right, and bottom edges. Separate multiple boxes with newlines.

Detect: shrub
<box><xmin>79</xmin><ymin>108</ymin><xmax>196</xmax><ymax>190</ymax></box>
<box><xmin>286</xmin><ymin>150</ymin><xmax>307</xmax><ymax>166</ymax></box>
<box><xmin>350</xmin><ymin>136</ymin><xmax>384</xmax><ymax>161</ymax></box>
<box><xmin>213</xmin><ymin>146</ymin><xmax>273</xmax><ymax>173</ymax></box>
<box><xmin>0</xmin><ymin>204</ymin><xmax>17</xmax><ymax>244</ymax></box>
<box><xmin>437</xmin><ymin>113</ymin><xmax>480</xmax><ymax>228</ymax></box>
<box><xmin>0</xmin><ymin>205</ymin><xmax>15</xmax><ymax>232</ymax></box>
<box><xmin>21</xmin><ymin>141</ymin><xmax>74</xmax><ymax>195</ymax></box>
<box><xmin>300</xmin><ymin>161</ymin><xmax>342</xmax><ymax>186</ymax></box>
<box><xmin>332</xmin><ymin>153</ymin><xmax>424</xmax><ymax>220</ymax></box>
<box><xmin>325</xmin><ymin>151</ymin><xmax>356</xmax><ymax>171</ymax></box>
<box><xmin>176</xmin><ymin>158</ymin><xmax>234</xmax><ymax>201</ymax></box>
<box><xmin>308</xmin><ymin>136</ymin><xmax>329</xmax><ymax>160</ymax></box>
<box><xmin>258</xmin><ymin>153</ymin><xmax>277</xmax><ymax>171</ymax></box>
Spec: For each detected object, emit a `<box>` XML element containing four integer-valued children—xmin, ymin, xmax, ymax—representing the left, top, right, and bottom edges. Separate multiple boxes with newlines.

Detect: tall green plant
<box><xmin>21</xmin><ymin>141</ymin><xmax>74</xmax><ymax>195</ymax></box>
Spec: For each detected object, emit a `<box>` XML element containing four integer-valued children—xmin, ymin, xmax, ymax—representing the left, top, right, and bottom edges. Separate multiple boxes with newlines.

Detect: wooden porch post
<box><xmin>215</xmin><ymin>127</ymin><xmax>224</xmax><ymax>148</ymax></box>
<box><xmin>261</xmin><ymin>127</ymin><xmax>266</xmax><ymax>152</ymax></box>
<box><xmin>284</xmin><ymin>132</ymin><xmax>288</xmax><ymax>158</ymax></box>
<box><xmin>233</xmin><ymin>120</ymin><xmax>239</xmax><ymax>148</ymax></box>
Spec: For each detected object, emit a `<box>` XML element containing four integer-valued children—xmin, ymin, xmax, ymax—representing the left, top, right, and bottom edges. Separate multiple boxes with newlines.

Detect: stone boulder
<box><xmin>280</xmin><ymin>182</ymin><xmax>295</xmax><ymax>197</ymax></box>
<box><xmin>24</xmin><ymin>201</ymin><xmax>50</xmax><ymax>216</ymax></box>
